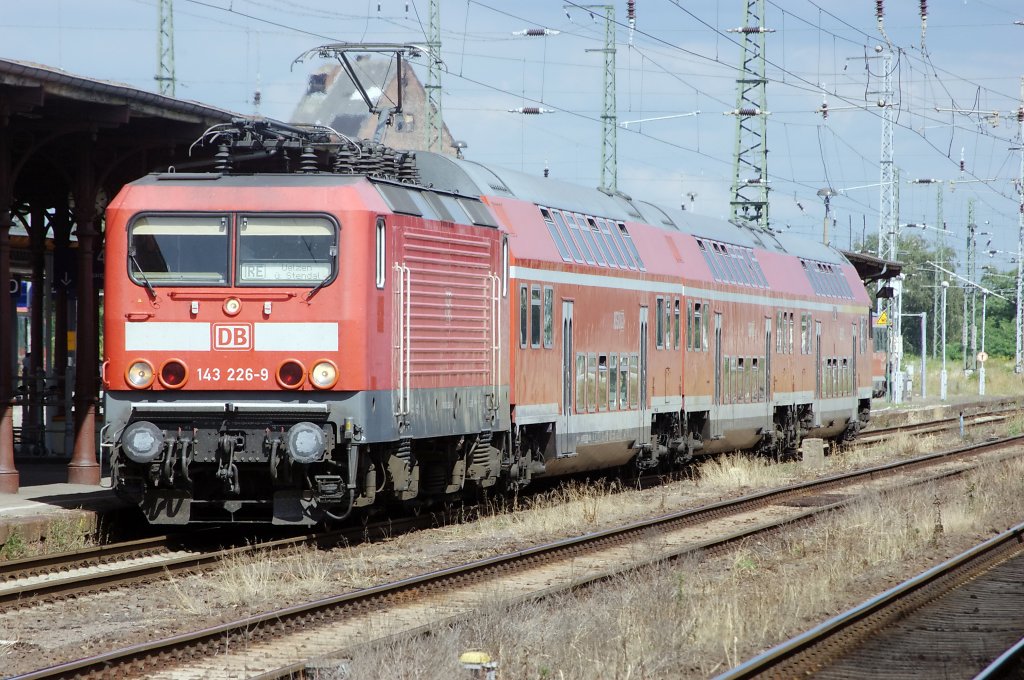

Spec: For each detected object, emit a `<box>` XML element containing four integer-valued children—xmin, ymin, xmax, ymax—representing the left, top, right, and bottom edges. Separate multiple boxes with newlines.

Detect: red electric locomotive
<box><xmin>103</xmin><ymin>120</ymin><xmax>873</xmax><ymax>525</ymax></box>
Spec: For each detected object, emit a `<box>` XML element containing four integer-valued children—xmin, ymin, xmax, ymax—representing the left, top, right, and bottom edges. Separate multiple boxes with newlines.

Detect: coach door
<box><xmin>813</xmin><ymin>320</ymin><xmax>823</xmax><ymax>427</ymax></box>
<box><xmin>558</xmin><ymin>300</ymin><xmax>575</xmax><ymax>456</ymax></box>
<box><xmin>712</xmin><ymin>312</ymin><xmax>724</xmax><ymax>439</ymax></box>
<box><xmin>639</xmin><ymin>306</ymin><xmax>650</xmax><ymax>437</ymax></box>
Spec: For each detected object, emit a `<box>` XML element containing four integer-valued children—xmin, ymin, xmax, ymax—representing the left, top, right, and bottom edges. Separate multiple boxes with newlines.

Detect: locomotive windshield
<box><xmin>129</xmin><ymin>215</ymin><xmax>229</xmax><ymax>284</ymax></box>
<box><xmin>127</xmin><ymin>213</ymin><xmax>337</xmax><ymax>288</ymax></box>
<box><xmin>237</xmin><ymin>215</ymin><xmax>335</xmax><ymax>285</ymax></box>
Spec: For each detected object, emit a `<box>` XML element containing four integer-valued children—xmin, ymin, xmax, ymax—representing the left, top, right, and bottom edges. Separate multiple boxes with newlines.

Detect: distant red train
<box><xmin>102</xmin><ymin>120</ymin><xmax>874</xmax><ymax>525</ymax></box>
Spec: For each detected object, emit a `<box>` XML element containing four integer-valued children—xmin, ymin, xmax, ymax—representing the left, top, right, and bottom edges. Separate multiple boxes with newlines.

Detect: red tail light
<box><xmin>159</xmin><ymin>359</ymin><xmax>188</xmax><ymax>389</ymax></box>
<box><xmin>277</xmin><ymin>360</ymin><xmax>306</xmax><ymax>389</ymax></box>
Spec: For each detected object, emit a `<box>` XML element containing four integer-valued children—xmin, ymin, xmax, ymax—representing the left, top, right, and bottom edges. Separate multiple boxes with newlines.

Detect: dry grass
<box><xmin>0</xmin><ymin>639</ymin><xmax>16</xmax><ymax>658</ymax></box>
<box><xmin>168</xmin><ymin>544</ymin><xmax>336</xmax><ymax>614</ymax></box>
<box><xmin>331</xmin><ymin>455</ymin><xmax>1024</xmax><ymax>680</ymax></box>
<box><xmin>697</xmin><ymin>453</ymin><xmax>796</xmax><ymax>491</ymax></box>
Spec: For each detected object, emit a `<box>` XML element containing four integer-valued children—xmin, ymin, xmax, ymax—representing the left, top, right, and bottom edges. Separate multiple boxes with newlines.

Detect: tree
<box><xmin>853</xmin><ymin>232</ymin><xmax>961</xmax><ymax>358</ymax></box>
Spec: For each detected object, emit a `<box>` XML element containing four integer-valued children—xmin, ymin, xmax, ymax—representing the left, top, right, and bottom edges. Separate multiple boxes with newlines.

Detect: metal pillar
<box><xmin>1016</xmin><ymin>76</ymin><xmax>1024</xmax><ymax>373</ymax></box>
<box><xmin>580</xmin><ymin>4</ymin><xmax>617</xmax><ymax>193</ymax></box>
<box><xmin>875</xmin><ymin>48</ymin><xmax>901</xmax><ymax>403</ymax></box>
<box><xmin>424</xmin><ymin>0</ymin><xmax>442</xmax><ymax>152</ymax></box>
<box><xmin>0</xmin><ymin>132</ymin><xmax>17</xmax><ymax>492</ymax></box>
<box><xmin>156</xmin><ymin>0</ymin><xmax>176</xmax><ymax>96</ymax></box>
<box><xmin>968</xmin><ymin>198</ymin><xmax>978</xmax><ymax>372</ymax></box>
<box><xmin>932</xmin><ymin>184</ymin><xmax>943</xmax><ymax>359</ymax></box>
<box><xmin>67</xmin><ymin>146</ymin><xmax>100</xmax><ymax>485</ymax></box>
<box><xmin>728</xmin><ymin>0</ymin><xmax>771</xmax><ymax>230</ymax></box>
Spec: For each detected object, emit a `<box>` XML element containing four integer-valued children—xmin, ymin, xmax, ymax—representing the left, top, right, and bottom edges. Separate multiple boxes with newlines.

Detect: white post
<box><xmin>979</xmin><ymin>291</ymin><xmax>988</xmax><ymax>396</ymax></box>
<box><xmin>920</xmin><ymin>312</ymin><xmax>927</xmax><ymax>399</ymax></box>
<box><xmin>940</xmin><ymin>281</ymin><xmax>948</xmax><ymax>401</ymax></box>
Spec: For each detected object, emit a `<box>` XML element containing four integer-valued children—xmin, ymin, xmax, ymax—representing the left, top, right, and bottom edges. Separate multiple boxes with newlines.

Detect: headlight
<box><xmin>223</xmin><ymin>297</ymin><xmax>242</xmax><ymax>316</ymax></box>
<box><xmin>285</xmin><ymin>421</ymin><xmax>326</xmax><ymax>464</ymax></box>
<box><xmin>309</xmin><ymin>360</ymin><xmax>338</xmax><ymax>389</ymax></box>
<box><xmin>125</xmin><ymin>360</ymin><xmax>155</xmax><ymax>389</ymax></box>
<box><xmin>159</xmin><ymin>359</ymin><xmax>188</xmax><ymax>389</ymax></box>
<box><xmin>120</xmin><ymin>421</ymin><xmax>164</xmax><ymax>463</ymax></box>
<box><xmin>277</xmin><ymin>359</ymin><xmax>306</xmax><ymax>389</ymax></box>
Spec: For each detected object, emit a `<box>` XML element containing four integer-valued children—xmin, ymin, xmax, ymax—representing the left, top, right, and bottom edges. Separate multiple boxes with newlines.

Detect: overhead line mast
<box><xmin>425</xmin><ymin>0</ymin><xmax>442</xmax><ymax>152</ymax></box>
<box><xmin>728</xmin><ymin>0</ymin><xmax>772</xmax><ymax>231</ymax></box>
<box><xmin>156</xmin><ymin>0</ymin><xmax>176</xmax><ymax>96</ymax></box>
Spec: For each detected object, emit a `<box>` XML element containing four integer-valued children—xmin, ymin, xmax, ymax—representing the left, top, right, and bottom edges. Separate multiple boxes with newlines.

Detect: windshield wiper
<box><xmin>129</xmin><ymin>250</ymin><xmax>157</xmax><ymax>300</ymax></box>
<box><xmin>305</xmin><ymin>275</ymin><xmax>330</xmax><ymax>301</ymax></box>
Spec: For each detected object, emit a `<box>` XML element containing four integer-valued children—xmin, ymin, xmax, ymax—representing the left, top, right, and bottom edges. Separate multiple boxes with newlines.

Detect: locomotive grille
<box><xmin>401</xmin><ymin>228</ymin><xmax>494</xmax><ymax>382</ymax></box>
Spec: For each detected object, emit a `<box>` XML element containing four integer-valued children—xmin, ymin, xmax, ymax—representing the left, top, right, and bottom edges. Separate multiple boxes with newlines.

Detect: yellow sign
<box><xmin>875</xmin><ymin>310</ymin><xmax>888</xmax><ymax>327</ymax></box>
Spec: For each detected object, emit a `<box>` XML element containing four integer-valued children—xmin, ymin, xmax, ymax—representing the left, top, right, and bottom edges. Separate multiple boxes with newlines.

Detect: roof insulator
<box><xmin>214</xmin><ymin>144</ymin><xmax>232</xmax><ymax>174</ymax></box>
<box><xmin>300</xmin><ymin>146</ymin><xmax>319</xmax><ymax>173</ymax></box>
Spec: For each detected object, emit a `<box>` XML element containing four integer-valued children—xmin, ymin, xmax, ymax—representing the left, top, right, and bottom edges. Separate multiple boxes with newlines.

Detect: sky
<box><xmin>3</xmin><ymin>0</ymin><xmax>1024</xmax><ymax>276</ymax></box>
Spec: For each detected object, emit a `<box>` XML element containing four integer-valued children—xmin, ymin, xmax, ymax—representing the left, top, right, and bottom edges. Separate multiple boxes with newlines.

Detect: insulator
<box><xmin>740</xmin><ymin>26</ymin><xmax>760</xmax><ymax>33</ymax></box>
<box><xmin>737</xmin><ymin>107</ymin><xmax>761</xmax><ymax>116</ymax></box>
<box><xmin>214</xmin><ymin>144</ymin><xmax>231</xmax><ymax>173</ymax></box>
<box><xmin>525</xmin><ymin>28</ymin><xmax>546</xmax><ymax>36</ymax></box>
<box><xmin>1018</xmin><ymin>106</ymin><xmax>1024</xmax><ymax>123</ymax></box>
<box><xmin>876</xmin><ymin>0</ymin><xmax>884</xmax><ymax>19</ymax></box>
<box><xmin>627</xmin><ymin>0</ymin><xmax>635</xmax><ymax>19</ymax></box>
<box><xmin>960</xmin><ymin>159</ymin><xmax>965</xmax><ymax>172</ymax></box>
<box><xmin>520</xmin><ymin>107</ymin><xmax>542</xmax><ymax>114</ymax></box>
<box><xmin>820</xmin><ymin>102</ymin><xmax>828</xmax><ymax>119</ymax></box>
<box><xmin>919</xmin><ymin>0</ymin><xmax>927</xmax><ymax>18</ymax></box>
<box><xmin>299</xmin><ymin>146</ymin><xmax>318</xmax><ymax>173</ymax></box>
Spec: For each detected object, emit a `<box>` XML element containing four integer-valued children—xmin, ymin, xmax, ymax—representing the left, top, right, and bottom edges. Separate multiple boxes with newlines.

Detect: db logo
<box><xmin>213</xmin><ymin>323</ymin><xmax>252</xmax><ymax>350</ymax></box>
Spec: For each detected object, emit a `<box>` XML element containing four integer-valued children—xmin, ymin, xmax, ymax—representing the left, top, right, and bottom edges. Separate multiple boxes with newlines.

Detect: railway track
<box><xmin>0</xmin><ymin>516</ymin><xmax>442</xmax><ymax>610</ymax></box>
<box><xmin>13</xmin><ymin>433</ymin><xmax>1024</xmax><ymax>679</ymax></box>
<box><xmin>717</xmin><ymin>520</ymin><xmax>1024</xmax><ymax>679</ymax></box>
<box><xmin>859</xmin><ymin>409</ymin><xmax>1013</xmax><ymax>443</ymax></box>
<box><xmin>0</xmin><ymin>404</ymin><xmax>1011</xmax><ymax>612</ymax></box>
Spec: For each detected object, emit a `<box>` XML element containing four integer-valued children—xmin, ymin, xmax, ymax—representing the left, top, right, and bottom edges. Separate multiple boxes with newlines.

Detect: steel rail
<box><xmin>13</xmin><ymin>433</ymin><xmax>1024</xmax><ymax>679</ymax></box>
<box><xmin>715</xmin><ymin>520</ymin><xmax>1024</xmax><ymax>680</ymax></box>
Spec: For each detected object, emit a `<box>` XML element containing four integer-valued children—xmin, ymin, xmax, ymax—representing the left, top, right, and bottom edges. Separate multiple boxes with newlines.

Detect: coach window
<box><xmin>551</xmin><ymin>210</ymin><xmax>585</xmax><ymax>263</ymax></box>
<box><xmin>692</xmin><ymin>301</ymin><xmax>700</xmax><ymax>348</ymax></box>
<box><xmin>587</xmin><ymin>354</ymin><xmax>598</xmax><ymax>412</ymax></box>
<box><xmin>572</xmin><ymin>213</ymin><xmax>606</xmax><ymax>266</ymax></box>
<box><xmin>686</xmin><ymin>302</ymin><xmax>694</xmax><ymax>351</ymax></box>
<box><xmin>656</xmin><ymin>297</ymin><xmax>665</xmax><ymax>349</ymax></box>
<box><xmin>620</xmin><ymin>356</ymin><xmax>630</xmax><ymax>408</ymax></box>
<box><xmin>664</xmin><ymin>300</ymin><xmax>672</xmax><ymax>350</ymax></box>
<box><xmin>519</xmin><ymin>284</ymin><xmax>528</xmax><ymax>348</ymax></box>
<box><xmin>543</xmin><ymin>287</ymin><xmax>554</xmax><ymax>348</ymax></box>
<box><xmin>540</xmin><ymin>208</ymin><xmax>572</xmax><ymax>262</ymax></box>
<box><xmin>609</xmin><ymin>354</ymin><xmax>619</xmax><ymax>409</ymax></box>
<box><xmin>502</xmin><ymin>238</ymin><xmax>509</xmax><ymax>297</ymax></box>
<box><xmin>562</xmin><ymin>211</ymin><xmax>596</xmax><ymax>265</ymax></box>
<box><xmin>585</xmin><ymin>216</ymin><xmax>615</xmax><ymax>267</ymax></box>
<box><xmin>237</xmin><ymin>215</ymin><xmax>337</xmax><ymax>286</ymax></box>
<box><xmin>618</xmin><ymin>223</ymin><xmax>645</xmax><ymax>271</ymax></box>
<box><xmin>129</xmin><ymin>214</ymin><xmax>229</xmax><ymax>286</ymax></box>
<box><xmin>531</xmin><ymin>285</ymin><xmax>542</xmax><ymax>348</ymax></box>
<box><xmin>597</xmin><ymin>355</ymin><xmax>609</xmax><ymax>411</ymax></box>
<box><xmin>673</xmin><ymin>299</ymin><xmax>681</xmax><ymax>349</ymax></box>
<box><xmin>628</xmin><ymin>354</ymin><xmax>640</xmax><ymax>409</ymax></box>
<box><xmin>375</xmin><ymin>218</ymin><xmax>386</xmax><ymax>289</ymax></box>
<box><xmin>597</xmin><ymin>218</ymin><xmax>628</xmax><ymax>268</ymax></box>
<box><xmin>576</xmin><ymin>353</ymin><xmax>587</xmax><ymax>412</ymax></box>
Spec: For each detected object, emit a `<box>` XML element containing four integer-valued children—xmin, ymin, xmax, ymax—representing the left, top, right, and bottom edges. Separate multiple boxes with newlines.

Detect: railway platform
<box><xmin>0</xmin><ymin>462</ymin><xmax>125</xmax><ymax>551</ymax></box>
